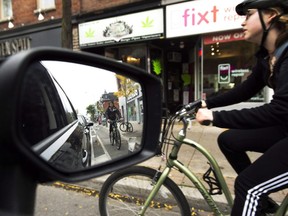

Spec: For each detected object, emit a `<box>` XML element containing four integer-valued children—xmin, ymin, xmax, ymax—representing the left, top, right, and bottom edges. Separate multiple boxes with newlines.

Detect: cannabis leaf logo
<box><xmin>85</xmin><ymin>28</ymin><xmax>95</xmax><ymax>38</ymax></box>
<box><xmin>152</xmin><ymin>59</ymin><xmax>162</xmax><ymax>75</ymax></box>
<box><xmin>141</xmin><ymin>17</ymin><xmax>154</xmax><ymax>28</ymax></box>
<box><xmin>181</xmin><ymin>74</ymin><xmax>191</xmax><ymax>86</ymax></box>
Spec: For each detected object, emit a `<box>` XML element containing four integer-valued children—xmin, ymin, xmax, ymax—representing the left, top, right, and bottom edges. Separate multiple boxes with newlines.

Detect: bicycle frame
<box><xmin>110</xmin><ymin>120</ymin><xmax>119</xmax><ymax>134</ymax></box>
<box><xmin>111</xmin><ymin>121</ymin><xmax>118</xmax><ymax>131</ymax></box>
<box><xmin>139</xmin><ymin>111</ymin><xmax>288</xmax><ymax>215</ymax></box>
<box><xmin>109</xmin><ymin>120</ymin><xmax>119</xmax><ymax>141</ymax></box>
<box><xmin>140</xmin><ymin>126</ymin><xmax>233</xmax><ymax>215</ymax></box>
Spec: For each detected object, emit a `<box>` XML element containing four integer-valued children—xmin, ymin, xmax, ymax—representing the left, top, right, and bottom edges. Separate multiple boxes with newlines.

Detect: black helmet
<box><xmin>236</xmin><ymin>0</ymin><xmax>288</xmax><ymax>15</ymax></box>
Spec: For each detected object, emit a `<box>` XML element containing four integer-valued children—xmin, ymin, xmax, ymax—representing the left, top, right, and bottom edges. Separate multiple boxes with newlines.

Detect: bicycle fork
<box><xmin>138</xmin><ymin>166</ymin><xmax>172</xmax><ymax>215</ymax></box>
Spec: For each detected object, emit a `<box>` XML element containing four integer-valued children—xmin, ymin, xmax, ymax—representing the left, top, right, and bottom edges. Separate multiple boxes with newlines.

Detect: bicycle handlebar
<box><xmin>175</xmin><ymin>100</ymin><xmax>212</xmax><ymax>126</ymax></box>
<box><xmin>176</xmin><ymin>99</ymin><xmax>202</xmax><ymax>117</ymax></box>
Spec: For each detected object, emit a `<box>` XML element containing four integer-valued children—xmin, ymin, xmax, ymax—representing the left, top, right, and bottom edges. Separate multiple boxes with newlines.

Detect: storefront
<box><xmin>165</xmin><ymin>0</ymin><xmax>266</xmax><ymax>110</ymax></box>
<box><xmin>78</xmin><ymin>0</ymin><xmax>270</xmax><ymax>114</ymax></box>
<box><xmin>0</xmin><ymin>22</ymin><xmax>62</xmax><ymax>59</ymax></box>
<box><xmin>78</xmin><ymin>8</ymin><xmax>164</xmax><ymax>120</ymax></box>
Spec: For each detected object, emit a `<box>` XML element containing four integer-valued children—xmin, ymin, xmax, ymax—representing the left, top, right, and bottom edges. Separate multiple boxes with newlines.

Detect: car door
<box><xmin>19</xmin><ymin>62</ymin><xmax>90</xmax><ymax>171</ymax></box>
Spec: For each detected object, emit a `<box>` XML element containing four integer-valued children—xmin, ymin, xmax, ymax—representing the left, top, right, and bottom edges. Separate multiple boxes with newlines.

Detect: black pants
<box><xmin>218</xmin><ymin>126</ymin><xmax>288</xmax><ymax>215</ymax></box>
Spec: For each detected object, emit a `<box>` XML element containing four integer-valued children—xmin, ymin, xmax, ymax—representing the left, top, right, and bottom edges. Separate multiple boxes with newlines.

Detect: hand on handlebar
<box><xmin>196</xmin><ymin>108</ymin><xmax>213</xmax><ymax>126</ymax></box>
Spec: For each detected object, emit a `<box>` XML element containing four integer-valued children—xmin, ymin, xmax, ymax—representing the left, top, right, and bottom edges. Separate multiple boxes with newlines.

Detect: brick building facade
<box><xmin>0</xmin><ymin>0</ymin><xmax>155</xmax><ymax>57</ymax></box>
<box><xmin>0</xmin><ymin>0</ymin><xmax>170</xmax><ymax>61</ymax></box>
<box><xmin>0</xmin><ymin>0</ymin><xmax>146</xmax><ymax>31</ymax></box>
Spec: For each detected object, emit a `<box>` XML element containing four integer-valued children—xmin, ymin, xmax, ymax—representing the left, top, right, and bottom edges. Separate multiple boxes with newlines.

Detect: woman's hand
<box><xmin>196</xmin><ymin>108</ymin><xmax>213</xmax><ymax>125</ymax></box>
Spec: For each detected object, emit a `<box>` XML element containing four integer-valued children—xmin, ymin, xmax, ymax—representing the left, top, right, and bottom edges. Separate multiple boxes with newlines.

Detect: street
<box><xmin>91</xmin><ymin>124</ymin><xmax>127</xmax><ymax>164</ymax></box>
<box><xmin>90</xmin><ymin>122</ymin><xmax>143</xmax><ymax>165</ymax></box>
<box><xmin>34</xmin><ymin>184</ymin><xmax>100</xmax><ymax>216</ymax></box>
<box><xmin>34</xmin><ymin>182</ymin><xmax>213</xmax><ymax>216</ymax></box>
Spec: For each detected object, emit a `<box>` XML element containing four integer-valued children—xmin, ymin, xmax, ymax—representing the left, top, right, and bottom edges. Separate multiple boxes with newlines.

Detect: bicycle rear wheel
<box><xmin>115</xmin><ymin>129</ymin><xmax>121</xmax><ymax>150</ymax></box>
<box><xmin>99</xmin><ymin>166</ymin><xmax>190</xmax><ymax>216</ymax></box>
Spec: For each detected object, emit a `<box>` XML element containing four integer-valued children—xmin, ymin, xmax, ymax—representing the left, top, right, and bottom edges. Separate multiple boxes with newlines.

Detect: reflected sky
<box><xmin>41</xmin><ymin>61</ymin><xmax>118</xmax><ymax>115</ymax></box>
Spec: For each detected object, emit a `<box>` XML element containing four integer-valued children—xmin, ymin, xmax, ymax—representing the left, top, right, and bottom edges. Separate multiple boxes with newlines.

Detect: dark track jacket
<box><xmin>105</xmin><ymin>106</ymin><xmax>121</xmax><ymax>121</ymax></box>
<box><xmin>205</xmin><ymin>45</ymin><xmax>288</xmax><ymax>130</ymax></box>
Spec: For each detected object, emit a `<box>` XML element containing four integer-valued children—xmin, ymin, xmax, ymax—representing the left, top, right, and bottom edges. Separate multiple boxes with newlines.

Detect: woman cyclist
<box><xmin>105</xmin><ymin>101</ymin><xmax>122</xmax><ymax>134</ymax></box>
<box><xmin>196</xmin><ymin>0</ymin><xmax>288</xmax><ymax>215</ymax></box>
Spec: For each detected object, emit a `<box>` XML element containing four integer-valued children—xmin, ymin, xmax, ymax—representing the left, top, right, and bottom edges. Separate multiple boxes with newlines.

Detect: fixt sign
<box><xmin>166</xmin><ymin>0</ymin><xmax>245</xmax><ymax>38</ymax></box>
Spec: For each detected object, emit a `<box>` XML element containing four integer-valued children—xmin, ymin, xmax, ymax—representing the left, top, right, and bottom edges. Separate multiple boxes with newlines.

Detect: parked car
<box><xmin>19</xmin><ymin>61</ymin><xmax>93</xmax><ymax>171</ymax></box>
<box><xmin>0</xmin><ymin>47</ymin><xmax>162</xmax><ymax>216</ymax></box>
<box><xmin>77</xmin><ymin>114</ymin><xmax>94</xmax><ymax>166</ymax></box>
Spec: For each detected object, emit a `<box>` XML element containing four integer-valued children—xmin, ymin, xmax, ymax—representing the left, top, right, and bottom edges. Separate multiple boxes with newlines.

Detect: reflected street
<box><xmin>90</xmin><ymin>121</ymin><xmax>143</xmax><ymax>165</ymax></box>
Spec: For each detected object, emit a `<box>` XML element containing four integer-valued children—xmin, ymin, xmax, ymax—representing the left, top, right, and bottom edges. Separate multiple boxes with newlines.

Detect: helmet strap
<box><xmin>258</xmin><ymin>9</ymin><xmax>269</xmax><ymax>47</ymax></box>
<box><xmin>258</xmin><ymin>9</ymin><xmax>280</xmax><ymax>48</ymax></box>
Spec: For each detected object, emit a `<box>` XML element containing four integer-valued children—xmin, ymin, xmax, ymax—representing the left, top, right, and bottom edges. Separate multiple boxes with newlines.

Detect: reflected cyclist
<box><xmin>105</xmin><ymin>101</ymin><xmax>122</xmax><ymax>134</ymax></box>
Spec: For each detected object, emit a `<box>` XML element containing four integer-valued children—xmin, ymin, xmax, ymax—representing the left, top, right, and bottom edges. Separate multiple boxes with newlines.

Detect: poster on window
<box><xmin>218</xmin><ymin>64</ymin><xmax>230</xmax><ymax>84</ymax></box>
<box><xmin>173</xmin><ymin>89</ymin><xmax>179</xmax><ymax>102</ymax></box>
<box><xmin>183</xmin><ymin>91</ymin><xmax>189</xmax><ymax>105</ymax></box>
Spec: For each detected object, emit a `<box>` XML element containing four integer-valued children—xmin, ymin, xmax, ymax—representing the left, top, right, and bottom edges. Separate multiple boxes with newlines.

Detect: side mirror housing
<box><xmin>0</xmin><ymin>47</ymin><xmax>162</xmax><ymax>182</ymax></box>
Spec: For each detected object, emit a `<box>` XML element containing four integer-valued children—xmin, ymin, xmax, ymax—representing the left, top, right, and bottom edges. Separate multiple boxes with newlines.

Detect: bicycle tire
<box><xmin>119</xmin><ymin>122</ymin><xmax>126</xmax><ymax>132</ymax></box>
<box><xmin>99</xmin><ymin>166</ymin><xmax>191</xmax><ymax>216</ymax></box>
<box><xmin>127</xmin><ymin>122</ymin><xmax>133</xmax><ymax>132</ymax></box>
<box><xmin>109</xmin><ymin>131</ymin><xmax>114</xmax><ymax>145</ymax></box>
<box><xmin>115</xmin><ymin>129</ymin><xmax>121</xmax><ymax>150</ymax></box>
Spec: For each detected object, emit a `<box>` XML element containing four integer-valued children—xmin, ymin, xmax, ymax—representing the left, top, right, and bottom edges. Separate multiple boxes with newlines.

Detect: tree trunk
<box><xmin>61</xmin><ymin>0</ymin><xmax>72</xmax><ymax>49</ymax></box>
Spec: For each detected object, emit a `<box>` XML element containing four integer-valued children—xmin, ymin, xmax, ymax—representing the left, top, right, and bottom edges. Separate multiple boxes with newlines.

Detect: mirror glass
<box><xmin>19</xmin><ymin>60</ymin><xmax>144</xmax><ymax>172</ymax></box>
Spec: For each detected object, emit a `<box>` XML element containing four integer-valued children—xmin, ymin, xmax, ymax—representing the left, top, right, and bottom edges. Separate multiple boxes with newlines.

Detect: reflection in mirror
<box><xmin>19</xmin><ymin>60</ymin><xmax>143</xmax><ymax>172</ymax></box>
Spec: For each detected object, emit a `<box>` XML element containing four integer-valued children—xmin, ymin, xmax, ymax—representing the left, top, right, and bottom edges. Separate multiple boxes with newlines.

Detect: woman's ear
<box><xmin>266</xmin><ymin>9</ymin><xmax>280</xmax><ymax>24</ymax></box>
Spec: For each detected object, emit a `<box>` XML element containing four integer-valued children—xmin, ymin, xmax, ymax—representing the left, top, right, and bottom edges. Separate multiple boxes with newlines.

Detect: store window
<box><xmin>105</xmin><ymin>44</ymin><xmax>147</xmax><ymax>70</ymax></box>
<box><xmin>0</xmin><ymin>0</ymin><xmax>12</xmax><ymax>19</ymax></box>
<box><xmin>37</xmin><ymin>0</ymin><xmax>55</xmax><ymax>10</ymax></box>
<box><xmin>202</xmin><ymin>34</ymin><xmax>263</xmax><ymax>102</ymax></box>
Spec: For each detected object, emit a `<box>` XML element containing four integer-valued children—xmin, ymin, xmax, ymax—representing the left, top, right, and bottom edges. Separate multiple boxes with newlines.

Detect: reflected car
<box><xmin>19</xmin><ymin>62</ymin><xmax>93</xmax><ymax>170</ymax></box>
<box><xmin>77</xmin><ymin>114</ymin><xmax>94</xmax><ymax>166</ymax></box>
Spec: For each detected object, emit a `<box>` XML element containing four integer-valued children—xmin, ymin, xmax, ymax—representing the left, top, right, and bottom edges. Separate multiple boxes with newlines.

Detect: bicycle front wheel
<box><xmin>99</xmin><ymin>166</ymin><xmax>190</xmax><ymax>216</ymax></box>
<box><xmin>115</xmin><ymin>129</ymin><xmax>121</xmax><ymax>150</ymax></box>
<box><xmin>109</xmin><ymin>131</ymin><xmax>114</xmax><ymax>145</ymax></box>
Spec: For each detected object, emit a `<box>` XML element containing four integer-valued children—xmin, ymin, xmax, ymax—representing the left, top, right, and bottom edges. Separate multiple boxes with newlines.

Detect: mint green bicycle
<box><xmin>99</xmin><ymin>100</ymin><xmax>288</xmax><ymax>215</ymax></box>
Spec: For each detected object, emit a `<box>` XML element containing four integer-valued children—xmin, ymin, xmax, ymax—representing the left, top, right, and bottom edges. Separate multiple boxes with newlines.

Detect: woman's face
<box><xmin>241</xmin><ymin>9</ymin><xmax>263</xmax><ymax>45</ymax></box>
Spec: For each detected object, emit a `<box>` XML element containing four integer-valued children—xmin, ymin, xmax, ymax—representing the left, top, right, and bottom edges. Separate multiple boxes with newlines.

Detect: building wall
<box><xmin>80</xmin><ymin>0</ymin><xmax>143</xmax><ymax>12</ymax></box>
<box><xmin>1</xmin><ymin>0</ymin><xmax>62</xmax><ymax>29</ymax></box>
<box><xmin>0</xmin><ymin>0</ymin><xmax>147</xmax><ymax>31</ymax></box>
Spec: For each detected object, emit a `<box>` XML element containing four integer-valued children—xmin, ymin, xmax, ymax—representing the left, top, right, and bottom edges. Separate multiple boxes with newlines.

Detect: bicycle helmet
<box><xmin>236</xmin><ymin>0</ymin><xmax>288</xmax><ymax>15</ymax></box>
<box><xmin>236</xmin><ymin>0</ymin><xmax>288</xmax><ymax>47</ymax></box>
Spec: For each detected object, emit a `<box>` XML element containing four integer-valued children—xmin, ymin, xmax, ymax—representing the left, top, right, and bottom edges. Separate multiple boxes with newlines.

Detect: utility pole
<box><xmin>61</xmin><ymin>0</ymin><xmax>72</xmax><ymax>49</ymax></box>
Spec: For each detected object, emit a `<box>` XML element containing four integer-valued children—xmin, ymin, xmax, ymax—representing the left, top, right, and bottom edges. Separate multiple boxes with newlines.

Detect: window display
<box><xmin>203</xmin><ymin>39</ymin><xmax>263</xmax><ymax>101</ymax></box>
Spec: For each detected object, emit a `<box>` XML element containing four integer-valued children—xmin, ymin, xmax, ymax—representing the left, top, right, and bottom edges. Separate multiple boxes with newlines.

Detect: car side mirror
<box><xmin>0</xmin><ymin>47</ymin><xmax>162</xmax><ymax>182</ymax></box>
